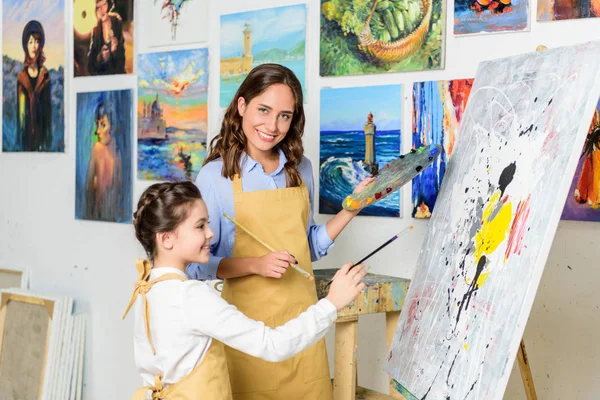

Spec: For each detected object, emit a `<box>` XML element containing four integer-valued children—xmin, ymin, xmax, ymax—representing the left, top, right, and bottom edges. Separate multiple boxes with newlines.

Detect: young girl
<box><xmin>125</xmin><ymin>181</ymin><xmax>367</xmax><ymax>399</ymax></box>
<box><xmin>187</xmin><ymin>64</ymin><xmax>374</xmax><ymax>398</ymax></box>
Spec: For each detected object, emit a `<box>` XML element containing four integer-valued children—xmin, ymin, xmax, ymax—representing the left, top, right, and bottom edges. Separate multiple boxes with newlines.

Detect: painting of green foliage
<box><xmin>320</xmin><ymin>0</ymin><xmax>445</xmax><ymax>77</ymax></box>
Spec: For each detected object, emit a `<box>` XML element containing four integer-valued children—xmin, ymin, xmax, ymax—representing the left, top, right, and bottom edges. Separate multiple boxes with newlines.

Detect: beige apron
<box><xmin>221</xmin><ymin>176</ymin><xmax>333</xmax><ymax>399</ymax></box>
<box><xmin>124</xmin><ymin>259</ymin><xmax>233</xmax><ymax>400</ymax></box>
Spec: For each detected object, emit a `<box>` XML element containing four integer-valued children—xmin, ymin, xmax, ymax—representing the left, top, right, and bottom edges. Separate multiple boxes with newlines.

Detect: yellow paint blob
<box><xmin>474</xmin><ymin>192</ymin><xmax>513</xmax><ymax>263</ymax></box>
<box><xmin>463</xmin><ymin>344</ymin><xmax>469</xmax><ymax>350</ymax></box>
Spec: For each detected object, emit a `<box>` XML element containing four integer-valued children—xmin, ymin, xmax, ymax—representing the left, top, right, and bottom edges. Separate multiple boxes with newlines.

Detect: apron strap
<box><xmin>232</xmin><ymin>174</ymin><xmax>243</xmax><ymax>195</ymax></box>
<box><xmin>122</xmin><ymin>259</ymin><xmax>187</xmax><ymax>355</ymax></box>
<box><xmin>131</xmin><ymin>375</ymin><xmax>166</xmax><ymax>400</ymax></box>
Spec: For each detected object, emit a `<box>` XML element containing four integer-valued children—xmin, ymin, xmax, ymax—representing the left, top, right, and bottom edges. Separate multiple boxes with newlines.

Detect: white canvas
<box><xmin>386</xmin><ymin>41</ymin><xmax>600</xmax><ymax>400</ymax></box>
<box><xmin>145</xmin><ymin>0</ymin><xmax>209</xmax><ymax>47</ymax></box>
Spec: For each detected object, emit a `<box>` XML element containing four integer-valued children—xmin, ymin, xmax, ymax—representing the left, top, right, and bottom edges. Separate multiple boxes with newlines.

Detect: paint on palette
<box><xmin>561</xmin><ymin>98</ymin><xmax>600</xmax><ymax>221</ymax></box>
<box><xmin>385</xmin><ymin>42</ymin><xmax>600</xmax><ymax>400</ymax></box>
<box><xmin>537</xmin><ymin>0</ymin><xmax>600</xmax><ymax>21</ymax></box>
<box><xmin>343</xmin><ymin>145</ymin><xmax>442</xmax><ymax>212</ymax></box>
<box><xmin>2</xmin><ymin>0</ymin><xmax>65</xmax><ymax>152</ymax></box>
<box><xmin>137</xmin><ymin>48</ymin><xmax>208</xmax><ymax>181</ymax></box>
<box><xmin>75</xmin><ymin>90</ymin><xmax>133</xmax><ymax>223</ymax></box>
<box><xmin>320</xmin><ymin>85</ymin><xmax>402</xmax><ymax>218</ymax></box>
<box><xmin>412</xmin><ymin>79</ymin><xmax>474</xmax><ymax>219</ymax></box>
<box><xmin>454</xmin><ymin>0</ymin><xmax>529</xmax><ymax>35</ymax></box>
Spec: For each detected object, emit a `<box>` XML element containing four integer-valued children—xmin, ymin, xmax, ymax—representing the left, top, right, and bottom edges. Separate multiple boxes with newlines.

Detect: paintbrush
<box><xmin>223</xmin><ymin>213</ymin><xmax>314</xmax><ymax>280</ymax></box>
<box><xmin>325</xmin><ymin>225</ymin><xmax>414</xmax><ymax>287</ymax></box>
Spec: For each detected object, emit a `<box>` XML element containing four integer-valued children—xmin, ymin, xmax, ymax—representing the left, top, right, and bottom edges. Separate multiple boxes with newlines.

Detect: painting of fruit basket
<box><xmin>320</xmin><ymin>0</ymin><xmax>445</xmax><ymax>76</ymax></box>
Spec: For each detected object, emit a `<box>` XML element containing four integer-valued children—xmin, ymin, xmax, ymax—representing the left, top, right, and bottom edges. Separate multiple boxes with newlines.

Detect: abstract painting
<box><xmin>454</xmin><ymin>0</ymin><xmax>529</xmax><ymax>35</ymax></box>
<box><xmin>137</xmin><ymin>48</ymin><xmax>208</xmax><ymax>181</ymax></box>
<box><xmin>561</xmin><ymin>98</ymin><xmax>600</xmax><ymax>221</ymax></box>
<box><xmin>145</xmin><ymin>0</ymin><xmax>209</xmax><ymax>47</ymax></box>
<box><xmin>74</xmin><ymin>0</ymin><xmax>134</xmax><ymax>76</ymax></box>
<box><xmin>537</xmin><ymin>0</ymin><xmax>600</xmax><ymax>20</ymax></box>
<box><xmin>75</xmin><ymin>90</ymin><xmax>132</xmax><ymax>223</ymax></box>
<box><xmin>320</xmin><ymin>0</ymin><xmax>445</xmax><ymax>77</ymax></box>
<box><xmin>386</xmin><ymin>42</ymin><xmax>600</xmax><ymax>400</ymax></box>
<box><xmin>412</xmin><ymin>79</ymin><xmax>474</xmax><ymax>219</ymax></box>
<box><xmin>2</xmin><ymin>0</ymin><xmax>65</xmax><ymax>152</ymax></box>
<box><xmin>320</xmin><ymin>85</ymin><xmax>402</xmax><ymax>217</ymax></box>
<box><xmin>220</xmin><ymin>4</ymin><xmax>306</xmax><ymax>107</ymax></box>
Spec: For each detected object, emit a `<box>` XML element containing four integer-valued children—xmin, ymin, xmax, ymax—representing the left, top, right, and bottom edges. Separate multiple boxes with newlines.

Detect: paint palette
<box><xmin>342</xmin><ymin>144</ymin><xmax>443</xmax><ymax>212</ymax></box>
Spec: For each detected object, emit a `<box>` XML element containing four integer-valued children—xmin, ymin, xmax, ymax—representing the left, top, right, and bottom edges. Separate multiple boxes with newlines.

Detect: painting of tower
<box><xmin>320</xmin><ymin>85</ymin><xmax>402</xmax><ymax>217</ymax></box>
<box><xmin>220</xmin><ymin>4</ymin><xmax>307</xmax><ymax>107</ymax></box>
<box><xmin>364</xmin><ymin>112</ymin><xmax>378</xmax><ymax>175</ymax></box>
<box><xmin>220</xmin><ymin>22</ymin><xmax>253</xmax><ymax>77</ymax></box>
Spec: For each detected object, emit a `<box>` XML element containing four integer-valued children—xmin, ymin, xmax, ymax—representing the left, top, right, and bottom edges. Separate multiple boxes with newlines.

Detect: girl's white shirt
<box><xmin>133</xmin><ymin>267</ymin><xmax>337</xmax><ymax>386</ymax></box>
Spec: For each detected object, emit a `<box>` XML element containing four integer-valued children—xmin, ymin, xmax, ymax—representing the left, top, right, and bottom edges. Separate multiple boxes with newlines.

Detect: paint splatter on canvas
<box><xmin>412</xmin><ymin>79</ymin><xmax>474</xmax><ymax>219</ymax></box>
<box><xmin>2</xmin><ymin>0</ymin><xmax>65</xmax><ymax>152</ymax></box>
<box><xmin>73</xmin><ymin>0</ymin><xmax>134</xmax><ymax>76</ymax></box>
<box><xmin>145</xmin><ymin>0</ymin><xmax>209</xmax><ymax>47</ymax></box>
<box><xmin>220</xmin><ymin>4</ymin><xmax>306</xmax><ymax>107</ymax></box>
<box><xmin>320</xmin><ymin>85</ymin><xmax>402</xmax><ymax>218</ymax></box>
<box><xmin>137</xmin><ymin>48</ymin><xmax>208</xmax><ymax>181</ymax></box>
<box><xmin>320</xmin><ymin>0</ymin><xmax>445</xmax><ymax>76</ymax></box>
<box><xmin>454</xmin><ymin>0</ymin><xmax>529</xmax><ymax>35</ymax></box>
<box><xmin>537</xmin><ymin>0</ymin><xmax>600</xmax><ymax>20</ymax></box>
<box><xmin>386</xmin><ymin>42</ymin><xmax>600</xmax><ymax>400</ymax></box>
<box><xmin>561</xmin><ymin>98</ymin><xmax>600</xmax><ymax>221</ymax></box>
<box><xmin>75</xmin><ymin>90</ymin><xmax>133</xmax><ymax>223</ymax></box>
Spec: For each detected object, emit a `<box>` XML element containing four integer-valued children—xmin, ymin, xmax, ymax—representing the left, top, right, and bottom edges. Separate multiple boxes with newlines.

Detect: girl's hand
<box><xmin>256</xmin><ymin>251</ymin><xmax>297</xmax><ymax>279</ymax></box>
<box><xmin>353</xmin><ymin>177</ymin><xmax>375</xmax><ymax>194</ymax></box>
<box><xmin>326</xmin><ymin>264</ymin><xmax>367</xmax><ymax>311</ymax></box>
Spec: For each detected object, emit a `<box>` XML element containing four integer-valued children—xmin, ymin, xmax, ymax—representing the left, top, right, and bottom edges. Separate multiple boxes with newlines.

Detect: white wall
<box><xmin>0</xmin><ymin>0</ymin><xmax>599</xmax><ymax>398</ymax></box>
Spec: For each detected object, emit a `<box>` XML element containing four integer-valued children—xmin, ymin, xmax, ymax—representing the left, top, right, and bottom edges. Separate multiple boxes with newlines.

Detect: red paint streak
<box><xmin>505</xmin><ymin>195</ymin><xmax>532</xmax><ymax>261</ymax></box>
<box><xmin>375</xmin><ymin>192</ymin><xmax>383</xmax><ymax>200</ymax></box>
<box><xmin>502</xmin><ymin>195</ymin><xmax>509</xmax><ymax>204</ymax></box>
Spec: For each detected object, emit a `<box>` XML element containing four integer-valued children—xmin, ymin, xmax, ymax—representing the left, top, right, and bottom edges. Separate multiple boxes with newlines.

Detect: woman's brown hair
<box><xmin>133</xmin><ymin>181</ymin><xmax>202</xmax><ymax>261</ymax></box>
<box><xmin>204</xmin><ymin>63</ymin><xmax>305</xmax><ymax>187</ymax></box>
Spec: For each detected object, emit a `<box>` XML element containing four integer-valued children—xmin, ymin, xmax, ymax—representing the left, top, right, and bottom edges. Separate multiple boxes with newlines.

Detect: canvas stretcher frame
<box><xmin>0</xmin><ymin>292</ymin><xmax>55</xmax><ymax>400</ymax></box>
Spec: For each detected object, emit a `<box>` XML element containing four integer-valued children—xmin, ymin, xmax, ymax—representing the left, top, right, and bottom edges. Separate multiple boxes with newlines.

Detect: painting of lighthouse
<box><xmin>137</xmin><ymin>48</ymin><xmax>208</xmax><ymax>181</ymax></box>
<box><xmin>220</xmin><ymin>4</ymin><xmax>306</xmax><ymax>107</ymax></box>
<box><xmin>320</xmin><ymin>85</ymin><xmax>402</xmax><ymax>217</ymax></box>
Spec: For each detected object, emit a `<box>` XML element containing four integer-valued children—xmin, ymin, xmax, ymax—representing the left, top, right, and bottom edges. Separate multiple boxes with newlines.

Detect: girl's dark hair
<box><xmin>133</xmin><ymin>181</ymin><xmax>202</xmax><ymax>260</ymax></box>
<box><xmin>204</xmin><ymin>63</ymin><xmax>305</xmax><ymax>187</ymax></box>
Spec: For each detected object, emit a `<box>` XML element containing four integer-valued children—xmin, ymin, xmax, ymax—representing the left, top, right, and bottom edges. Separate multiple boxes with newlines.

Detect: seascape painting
<box><xmin>220</xmin><ymin>4</ymin><xmax>306</xmax><ymax>107</ymax></box>
<box><xmin>320</xmin><ymin>85</ymin><xmax>402</xmax><ymax>217</ymax></box>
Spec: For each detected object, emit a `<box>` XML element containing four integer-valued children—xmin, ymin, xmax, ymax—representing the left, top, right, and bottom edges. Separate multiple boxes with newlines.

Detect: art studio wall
<box><xmin>0</xmin><ymin>0</ymin><xmax>598</xmax><ymax>398</ymax></box>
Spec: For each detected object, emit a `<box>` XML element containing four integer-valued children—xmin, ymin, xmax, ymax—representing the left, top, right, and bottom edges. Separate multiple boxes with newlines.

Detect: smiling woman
<box><xmin>186</xmin><ymin>63</ymin><xmax>374</xmax><ymax>399</ymax></box>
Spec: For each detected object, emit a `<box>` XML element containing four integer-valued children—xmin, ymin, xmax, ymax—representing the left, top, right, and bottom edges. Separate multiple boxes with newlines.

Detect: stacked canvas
<box><xmin>0</xmin><ymin>289</ymin><xmax>86</xmax><ymax>400</ymax></box>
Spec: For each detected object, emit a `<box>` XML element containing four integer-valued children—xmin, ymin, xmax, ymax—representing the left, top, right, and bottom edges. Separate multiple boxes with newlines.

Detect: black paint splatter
<box><xmin>498</xmin><ymin>162</ymin><xmax>516</xmax><ymax>195</ymax></box>
<box><xmin>455</xmin><ymin>256</ymin><xmax>487</xmax><ymax>329</ymax></box>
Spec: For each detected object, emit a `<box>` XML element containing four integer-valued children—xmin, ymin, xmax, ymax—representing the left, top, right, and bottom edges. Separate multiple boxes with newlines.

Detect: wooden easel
<box><xmin>516</xmin><ymin>339</ymin><xmax>538</xmax><ymax>400</ymax></box>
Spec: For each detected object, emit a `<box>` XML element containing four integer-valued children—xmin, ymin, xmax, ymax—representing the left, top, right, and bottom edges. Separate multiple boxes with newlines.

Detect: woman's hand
<box><xmin>353</xmin><ymin>177</ymin><xmax>375</xmax><ymax>194</ymax></box>
<box><xmin>326</xmin><ymin>263</ymin><xmax>367</xmax><ymax>311</ymax></box>
<box><xmin>255</xmin><ymin>251</ymin><xmax>297</xmax><ymax>279</ymax></box>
